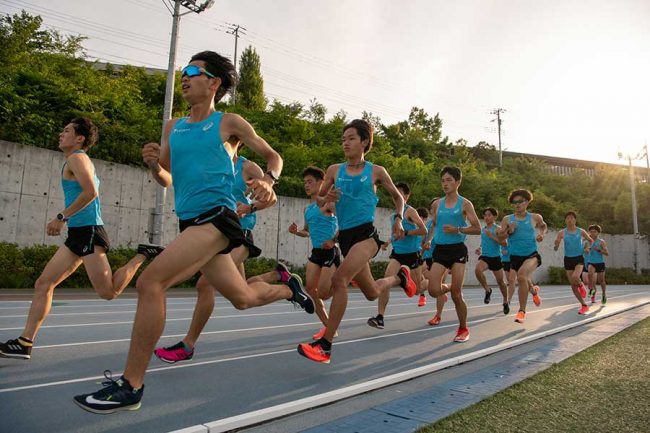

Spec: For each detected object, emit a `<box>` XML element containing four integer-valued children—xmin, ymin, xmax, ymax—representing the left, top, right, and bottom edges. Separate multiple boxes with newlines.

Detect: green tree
<box><xmin>237</xmin><ymin>46</ymin><xmax>266</xmax><ymax>111</ymax></box>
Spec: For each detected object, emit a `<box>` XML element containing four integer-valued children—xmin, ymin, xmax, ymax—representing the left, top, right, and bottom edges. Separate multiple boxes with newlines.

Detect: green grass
<box><xmin>418</xmin><ymin>316</ymin><xmax>650</xmax><ymax>433</ymax></box>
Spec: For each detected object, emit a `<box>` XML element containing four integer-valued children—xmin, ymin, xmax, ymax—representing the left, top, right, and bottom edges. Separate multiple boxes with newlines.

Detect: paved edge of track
<box><xmin>167</xmin><ymin>298</ymin><xmax>650</xmax><ymax>433</ymax></box>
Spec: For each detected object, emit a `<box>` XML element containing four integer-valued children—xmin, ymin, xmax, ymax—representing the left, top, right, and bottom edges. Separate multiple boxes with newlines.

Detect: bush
<box><xmin>548</xmin><ymin>266</ymin><xmax>650</xmax><ymax>285</ymax></box>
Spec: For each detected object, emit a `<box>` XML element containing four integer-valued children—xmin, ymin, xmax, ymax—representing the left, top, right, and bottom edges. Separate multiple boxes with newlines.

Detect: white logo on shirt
<box><xmin>360</xmin><ymin>176</ymin><xmax>368</xmax><ymax>182</ymax></box>
<box><xmin>202</xmin><ymin>122</ymin><xmax>214</xmax><ymax>131</ymax></box>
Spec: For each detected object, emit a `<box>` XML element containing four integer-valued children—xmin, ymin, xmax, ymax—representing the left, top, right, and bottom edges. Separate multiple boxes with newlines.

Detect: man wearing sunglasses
<box><xmin>74</xmin><ymin>51</ymin><xmax>312</xmax><ymax>414</ymax></box>
<box><xmin>497</xmin><ymin>189</ymin><xmax>547</xmax><ymax>324</ymax></box>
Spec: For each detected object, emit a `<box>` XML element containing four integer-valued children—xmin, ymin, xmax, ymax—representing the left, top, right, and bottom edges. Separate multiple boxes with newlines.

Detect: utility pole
<box><xmin>150</xmin><ymin>0</ymin><xmax>214</xmax><ymax>245</ymax></box>
<box><xmin>627</xmin><ymin>156</ymin><xmax>641</xmax><ymax>275</ymax></box>
<box><xmin>491</xmin><ymin>108</ymin><xmax>505</xmax><ymax>168</ymax></box>
<box><xmin>644</xmin><ymin>142</ymin><xmax>649</xmax><ymax>183</ymax></box>
<box><xmin>226</xmin><ymin>23</ymin><xmax>246</xmax><ymax>104</ymax></box>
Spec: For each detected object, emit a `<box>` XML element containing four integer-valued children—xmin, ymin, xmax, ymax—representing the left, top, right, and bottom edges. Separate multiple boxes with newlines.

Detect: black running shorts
<box><xmin>308</xmin><ymin>247</ymin><xmax>341</xmax><ymax>268</ymax></box>
<box><xmin>242</xmin><ymin>229</ymin><xmax>262</xmax><ymax>259</ymax></box>
<box><xmin>338</xmin><ymin>222</ymin><xmax>383</xmax><ymax>258</ymax></box>
<box><xmin>389</xmin><ymin>250</ymin><xmax>422</xmax><ymax>270</ymax></box>
<box><xmin>432</xmin><ymin>243</ymin><xmax>468</xmax><ymax>270</ymax></box>
<box><xmin>65</xmin><ymin>225</ymin><xmax>111</xmax><ymax>257</ymax></box>
<box><xmin>563</xmin><ymin>255</ymin><xmax>585</xmax><ymax>271</ymax></box>
<box><xmin>589</xmin><ymin>262</ymin><xmax>606</xmax><ymax>273</ymax></box>
<box><xmin>479</xmin><ymin>255</ymin><xmax>504</xmax><ymax>271</ymax></box>
<box><xmin>178</xmin><ymin>206</ymin><xmax>248</xmax><ymax>255</ymax></box>
<box><xmin>502</xmin><ymin>261</ymin><xmax>511</xmax><ymax>272</ymax></box>
<box><xmin>510</xmin><ymin>252</ymin><xmax>542</xmax><ymax>272</ymax></box>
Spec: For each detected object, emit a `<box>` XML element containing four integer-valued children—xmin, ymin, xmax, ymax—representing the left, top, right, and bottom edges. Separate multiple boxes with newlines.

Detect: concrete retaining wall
<box><xmin>1</xmin><ymin>140</ymin><xmax>648</xmax><ymax>284</ymax></box>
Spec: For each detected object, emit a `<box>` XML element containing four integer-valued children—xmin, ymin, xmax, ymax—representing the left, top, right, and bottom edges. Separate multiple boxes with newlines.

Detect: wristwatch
<box><xmin>250</xmin><ymin>203</ymin><xmax>258</xmax><ymax>213</ymax></box>
<box><xmin>265</xmin><ymin>170</ymin><xmax>279</xmax><ymax>184</ymax></box>
<box><xmin>56</xmin><ymin>213</ymin><xmax>69</xmax><ymax>222</ymax></box>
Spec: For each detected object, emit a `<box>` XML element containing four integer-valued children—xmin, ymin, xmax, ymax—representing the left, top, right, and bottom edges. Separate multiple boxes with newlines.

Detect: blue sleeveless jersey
<box><xmin>507</xmin><ymin>212</ymin><xmax>537</xmax><ymax>256</ymax></box>
<box><xmin>304</xmin><ymin>202</ymin><xmax>338</xmax><ymax>249</ymax></box>
<box><xmin>169</xmin><ymin>111</ymin><xmax>236</xmax><ymax>219</ymax></box>
<box><xmin>422</xmin><ymin>219</ymin><xmax>435</xmax><ymax>259</ymax></box>
<box><xmin>480</xmin><ymin>224</ymin><xmax>501</xmax><ymax>257</ymax></box>
<box><xmin>588</xmin><ymin>238</ymin><xmax>605</xmax><ymax>264</ymax></box>
<box><xmin>500</xmin><ymin>243</ymin><xmax>510</xmax><ymax>262</ymax></box>
<box><xmin>232</xmin><ymin>156</ymin><xmax>256</xmax><ymax>231</ymax></box>
<box><xmin>391</xmin><ymin>205</ymin><xmax>421</xmax><ymax>254</ymax></box>
<box><xmin>563</xmin><ymin>227</ymin><xmax>583</xmax><ymax>257</ymax></box>
<box><xmin>434</xmin><ymin>196</ymin><xmax>467</xmax><ymax>245</ymax></box>
<box><xmin>334</xmin><ymin>162</ymin><xmax>378</xmax><ymax>230</ymax></box>
<box><xmin>62</xmin><ymin>150</ymin><xmax>103</xmax><ymax>227</ymax></box>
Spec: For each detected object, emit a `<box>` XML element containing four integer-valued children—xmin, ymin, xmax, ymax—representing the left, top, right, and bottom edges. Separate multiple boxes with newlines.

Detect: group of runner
<box><xmin>0</xmin><ymin>51</ymin><xmax>608</xmax><ymax>414</ymax></box>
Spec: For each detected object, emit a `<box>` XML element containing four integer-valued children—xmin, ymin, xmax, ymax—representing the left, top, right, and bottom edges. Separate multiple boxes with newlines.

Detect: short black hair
<box><xmin>302</xmin><ymin>166</ymin><xmax>325</xmax><ymax>181</ymax></box>
<box><xmin>395</xmin><ymin>182</ymin><xmax>410</xmax><ymax>195</ymax></box>
<box><xmin>565</xmin><ymin>211</ymin><xmax>577</xmax><ymax>219</ymax></box>
<box><xmin>190</xmin><ymin>51</ymin><xmax>238</xmax><ymax>102</ymax></box>
<box><xmin>483</xmin><ymin>207</ymin><xmax>498</xmax><ymax>217</ymax></box>
<box><xmin>70</xmin><ymin>117</ymin><xmax>98</xmax><ymax>150</ymax></box>
<box><xmin>416</xmin><ymin>207</ymin><xmax>429</xmax><ymax>219</ymax></box>
<box><xmin>508</xmin><ymin>189</ymin><xmax>533</xmax><ymax>203</ymax></box>
<box><xmin>343</xmin><ymin>119</ymin><xmax>373</xmax><ymax>153</ymax></box>
<box><xmin>440</xmin><ymin>166</ymin><xmax>462</xmax><ymax>181</ymax></box>
<box><xmin>588</xmin><ymin>224</ymin><xmax>602</xmax><ymax>233</ymax></box>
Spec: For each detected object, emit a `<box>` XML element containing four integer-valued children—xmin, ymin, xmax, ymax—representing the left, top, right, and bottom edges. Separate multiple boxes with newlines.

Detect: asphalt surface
<box><xmin>1</xmin><ymin>284</ymin><xmax>648</xmax><ymax>433</ymax></box>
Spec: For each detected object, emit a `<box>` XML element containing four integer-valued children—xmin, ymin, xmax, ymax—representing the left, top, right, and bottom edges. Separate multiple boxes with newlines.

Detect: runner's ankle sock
<box><xmin>18</xmin><ymin>337</ymin><xmax>33</xmax><ymax>347</ymax></box>
<box><xmin>318</xmin><ymin>337</ymin><xmax>332</xmax><ymax>350</ymax></box>
<box><xmin>181</xmin><ymin>342</ymin><xmax>193</xmax><ymax>353</ymax></box>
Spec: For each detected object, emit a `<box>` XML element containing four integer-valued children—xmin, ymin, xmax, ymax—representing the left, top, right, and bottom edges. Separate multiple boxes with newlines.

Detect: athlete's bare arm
<box><xmin>142</xmin><ymin>119</ymin><xmax>176</xmax><ymax>187</ymax></box>
<box><xmin>461</xmin><ymin>199</ymin><xmax>482</xmax><ymax>235</ymax></box>
<box><xmin>532</xmin><ymin>213</ymin><xmax>547</xmax><ymax>242</ymax></box>
<box><xmin>553</xmin><ymin>230</ymin><xmax>564</xmax><ymax>251</ymax></box>
<box><xmin>240</xmin><ymin>159</ymin><xmax>277</xmax><ymax>212</ymax></box>
<box><xmin>374</xmin><ymin>165</ymin><xmax>405</xmax><ymax>240</ymax></box>
<box><xmin>405</xmin><ymin>205</ymin><xmax>427</xmax><ymax>236</ymax></box>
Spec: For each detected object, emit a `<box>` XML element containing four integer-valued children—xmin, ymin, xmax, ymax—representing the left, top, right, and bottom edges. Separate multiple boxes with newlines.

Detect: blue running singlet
<box><xmin>232</xmin><ymin>156</ymin><xmax>256</xmax><ymax>231</ymax></box>
<box><xmin>434</xmin><ymin>196</ymin><xmax>467</xmax><ymax>245</ymax></box>
<box><xmin>169</xmin><ymin>111</ymin><xmax>236</xmax><ymax>219</ymax></box>
<box><xmin>588</xmin><ymin>239</ymin><xmax>605</xmax><ymax>264</ymax></box>
<box><xmin>61</xmin><ymin>150</ymin><xmax>103</xmax><ymax>227</ymax></box>
<box><xmin>480</xmin><ymin>224</ymin><xmax>501</xmax><ymax>258</ymax></box>
<box><xmin>507</xmin><ymin>212</ymin><xmax>537</xmax><ymax>256</ymax></box>
<box><xmin>334</xmin><ymin>162</ymin><xmax>378</xmax><ymax>230</ymax></box>
<box><xmin>563</xmin><ymin>227</ymin><xmax>583</xmax><ymax>257</ymax></box>
<box><xmin>304</xmin><ymin>202</ymin><xmax>338</xmax><ymax>249</ymax></box>
<box><xmin>391</xmin><ymin>205</ymin><xmax>421</xmax><ymax>254</ymax></box>
<box><xmin>500</xmin><ymin>243</ymin><xmax>510</xmax><ymax>262</ymax></box>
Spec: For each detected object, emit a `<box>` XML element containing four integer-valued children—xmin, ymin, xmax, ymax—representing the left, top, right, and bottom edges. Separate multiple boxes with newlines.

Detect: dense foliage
<box><xmin>1</xmin><ymin>11</ymin><xmax>649</xmax><ymax>234</ymax></box>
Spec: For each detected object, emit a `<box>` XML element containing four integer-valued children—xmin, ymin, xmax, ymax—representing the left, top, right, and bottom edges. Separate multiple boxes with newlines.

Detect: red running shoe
<box><xmin>397</xmin><ymin>265</ymin><xmax>417</xmax><ymax>298</ymax></box>
<box><xmin>297</xmin><ymin>340</ymin><xmax>331</xmax><ymax>364</ymax></box>
<box><xmin>453</xmin><ymin>327</ymin><xmax>470</xmax><ymax>343</ymax></box>
<box><xmin>578</xmin><ymin>305</ymin><xmax>589</xmax><ymax>315</ymax></box>
<box><xmin>428</xmin><ymin>315</ymin><xmax>442</xmax><ymax>326</ymax></box>
<box><xmin>532</xmin><ymin>285</ymin><xmax>542</xmax><ymax>307</ymax></box>
<box><xmin>418</xmin><ymin>294</ymin><xmax>427</xmax><ymax>307</ymax></box>
<box><xmin>515</xmin><ymin>310</ymin><xmax>526</xmax><ymax>323</ymax></box>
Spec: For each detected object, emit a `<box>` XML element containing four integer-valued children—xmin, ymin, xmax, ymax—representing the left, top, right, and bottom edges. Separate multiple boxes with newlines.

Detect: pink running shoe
<box><xmin>453</xmin><ymin>327</ymin><xmax>470</xmax><ymax>343</ymax></box>
<box><xmin>578</xmin><ymin>305</ymin><xmax>589</xmax><ymax>315</ymax></box>
<box><xmin>418</xmin><ymin>294</ymin><xmax>427</xmax><ymax>307</ymax></box>
<box><xmin>154</xmin><ymin>341</ymin><xmax>194</xmax><ymax>364</ymax></box>
<box><xmin>578</xmin><ymin>284</ymin><xmax>587</xmax><ymax>299</ymax></box>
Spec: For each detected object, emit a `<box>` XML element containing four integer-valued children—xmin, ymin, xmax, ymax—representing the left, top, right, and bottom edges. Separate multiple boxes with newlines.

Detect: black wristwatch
<box><xmin>250</xmin><ymin>203</ymin><xmax>258</xmax><ymax>213</ymax></box>
<box><xmin>56</xmin><ymin>213</ymin><xmax>69</xmax><ymax>222</ymax></box>
<box><xmin>265</xmin><ymin>170</ymin><xmax>279</xmax><ymax>184</ymax></box>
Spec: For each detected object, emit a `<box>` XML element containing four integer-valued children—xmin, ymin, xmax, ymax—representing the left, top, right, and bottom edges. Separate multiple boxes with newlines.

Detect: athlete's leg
<box><xmin>474</xmin><ymin>260</ymin><xmax>490</xmax><ymax>292</ymax></box>
<box><xmin>506</xmin><ymin>269</ymin><xmax>516</xmax><ymax>303</ymax></box>
<box><xmin>377</xmin><ymin>259</ymin><xmax>401</xmax><ymax>316</ymax></box>
<box><xmin>82</xmin><ymin>247</ymin><xmax>147</xmax><ymax>300</ymax></box>
<box><xmin>427</xmin><ymin>263</ymin><xmax>450</xmax><ymax>298</ymax></box>
<box><xmin>568</xmin><ymin>265</ymin><xmax>587</xmax><ymax>305</ymax></box>
<box><xmin>516</xmin><ymin>258</ymin><xmax>538</xmax><ymax>312</ymax></box>
<box><xmin>316</xmin><ymin>263</ymin><xmax>336</xmax><ymax>300</ymax></box>
<box><xmin>598</xmin><ymin>271</ymin><xmax>606</xmax><ymax>298</ymax></box>
<box><xmin>448</xmin><ymin>262</ymin><xmax>467</xmax><ymax>328</ymax></box>
<box><xmin>306</xmin><ymin>261</ymin><xmax>328</xmax><ymax>326</ymax></box>
<box><xmin>182</xmin><ymin>275</ymin><xmax>215</xmax><ymax>349</ymax></box>
<box><xmin>492</xmin><ymin>269</ymin><xmax>508</xmax><ymax>302</ymax></box>
<box><xmin>21</xmin><ymin>246</ymin><xmax>82</xmax><ymax>341</ymax></box>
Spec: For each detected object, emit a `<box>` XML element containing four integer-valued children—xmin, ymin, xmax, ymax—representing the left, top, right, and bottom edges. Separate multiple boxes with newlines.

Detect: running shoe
<box><xmin>515</xmin><ymin>310</ymin><xmax>526</xmax><ymax>323</ymax></box>
<box><xmin>73</xmin><ymin>371</ymin><xmax>143</xmax><ymax>414</ymax></box>
<box><xmin>453</xmin><ymin>327</ymin><xmax>470</xmax><ymax>343</ymax></box>
<box><xmin>602</xmin><ymin>295</ymin><xmax>607</xmax><ymax>305</ymax></box>
<box><xmin>0</xmin><ymin>338</ymin><xmax>32</xmax><ymax>359</ymax></box>
<box><xmin>153</xmin><ymin>341</ymin><xmax>194</xmax><ymax>364</ymax></box>
<box><xmin>588</xmin><ymin>286</ymin><xmax>596</xmax><ymax>298</ymax></box>
<box><xmin>503</xmin><ymin>302</ymin><xmax>510</xmax><ymax>315</ymax></box>
<box><xmin>367</xmin><ymin>315</ymin><xmax>385</xmax><ymax>329</ymax></box>
<box><xmin>396</xmin><ymin>265</ymin><xmax>417</xmax><ymax>298</ymax></box>
<box><xmin>287</xmin><ymin>273</ymin><xmax>314</xmax><ymax>314</ymax></box>
<box><xmin>311</xmin><ymin>327</ymin><xmax>338</xmax><ymax>340</ymax></box>
<box><xmin>137</xmin><ymin>244</ymin><xmax>165</xmax><ymax>260</ymax></box>
<box><xmin>578</xmin><ymin>283</ymin><xmax>587</xmax><ymax>299</ymax></box>
<box><xmin>532</xmin><ymin>285</ymin><xmax>542</xmax><ymax>307</ymax></box>
<box><xmin>418</xmin><ymin>294</ymin><xmax>427</xmax><ymax>307</ymax></box>
<box><xmin>275</xmin><ymin>262</ymin><xmax>292</xmax><ymax>284</ymax></box>
<box><xmin>297</xmin><ymin>339</ymin><xmax>331</xmax><ymax>364</ymax></box>
<box><xmin>590</xmin><ymin>294</ymin><xmax>596</xmax><ymax>304</ymax></box>
<box><xmin>578</xmin><ymin>305</ymin><xmax>589</xmax><ymax>315</ymax></box>
<box><xmin>427</xmin><ymin>315</ymin><xmax>442</xmax><ymax>326</ymax></box>
<box><xmin>484</xmin><ymin>287</ymin><xmax>492</xmax><ymax>304</ymax></box>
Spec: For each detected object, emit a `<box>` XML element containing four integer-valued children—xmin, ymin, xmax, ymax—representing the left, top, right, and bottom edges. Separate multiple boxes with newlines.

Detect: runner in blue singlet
<box><xmin>586</xmin><ymin>224</ymin><xmax>609</xmax><ymax>304</ymax></box>
<box><xmin>474</xmin><ymin>207</ymin><xmax>509</xmax><ymax>314</ymax></box>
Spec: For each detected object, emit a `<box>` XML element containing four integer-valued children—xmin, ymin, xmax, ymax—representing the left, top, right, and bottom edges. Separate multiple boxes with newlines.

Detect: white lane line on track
<box><xmin>0</xmin><ymin>292</ymin><xmax>647</xmax><ymax>394</ymax></box>
<box><xmin>0</xmin><ymin>292</ymin><xmax>586</xmax><ymax>331</ymax></box>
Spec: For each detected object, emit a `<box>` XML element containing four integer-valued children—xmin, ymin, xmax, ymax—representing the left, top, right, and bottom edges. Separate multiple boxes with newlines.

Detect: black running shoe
<box><xmin>73</xmin><ymin>371</ymin><xmax>143</xmax><ymax>414</ymax></box>
<box><xmin>503</xmin><ymin>302</ymin><xmax>510</xmax><ymax>315</ymax></box>
<box><xmin>137</xmin><ymin>244</ymin><xmax>165</xmax><ymax>260</ymax></box>
<box><xmin>287</xmin><ymin>273</ymin><xmax>314</xmax><ymax>314</ymax></box>
<box><xmin>367</xmin><ymin>315</ymin><xmax>385</xmax><ymax>329</ymax></box>
<box><xmin>484</xmin><ymin>288</ymin><xmax>492</xmax><ymax>304</ymax></box>
<box><xmin>0</xmin><ymin>338</ymin><xmax>32</xmax><ymax>359</ymax></box>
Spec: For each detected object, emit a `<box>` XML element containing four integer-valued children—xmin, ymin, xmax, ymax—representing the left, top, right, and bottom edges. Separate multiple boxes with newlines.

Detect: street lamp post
<box><xmin>150</xmin><ymin>0</ymin><xmax>215</xmax><ymax>245</ymax></box>
<box><xmin>619</xmin><ymin>147</ymin><xmax>645</xmax><ymax>275</ymax></box>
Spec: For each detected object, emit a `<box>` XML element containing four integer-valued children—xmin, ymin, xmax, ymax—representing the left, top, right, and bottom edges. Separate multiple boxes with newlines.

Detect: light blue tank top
<box><xmin>304</xmin><ymin>202</ymin><xmax>338</xmax><ymax>249</ymax></box>
<box><xmin>61</xmin><ymin>150</ymin><xmax>103</xmax><ymax>227</ymax></box>
<box><xmin>169</xmin><ymin>112</ymin><xmax>236</xmax><ymax>219</ymax></box>
<box><xmin>563</xmin><ymin>227</ymin><xmax>583</xmax><ymax>257</ymax></box>
<box><xmin>500</xmin><ymin>243</ymin><xmax>510</xmax><ymax>262</ymax></box>
<box><xmin>422</xmin><ymin>219</ymin><xmax>435</xmax><ymax>259</ymax></box>
<box><xmin>434</xmin><ymin>196</ymin><xmax>467</xmax><ymax>245</ymax></box>
<box><xmin>507</xmin><ymin>212</ymin><xmax>537</xmax><ymax>256</ymax></box>
<box><xmin>583</xmin><ymin>239</ymin><xmax>589</xmax><ymax>264</ymax></box>
<box><xmin>480</xmin><ymin>224</ymin><xmax>501</xmax><ymax>257</ymax></box>
<box><xmin>391</xmin><ymin>205</ymin><xmax>421</xmax><ymax>254</ymax></box>
<box><xmin>588</xmin><ymin>239</ymin><xmax>605</xmax><ymax>264</ymax></box>
<box><xmin>232</xmin><ymin>156</ymin><xmax>256</xmax><ymax>231</ymax></box>
<box><xmin>334</xmin><ymin>162</ymin><xmax>378</xmax><ymax>230</ymax></box>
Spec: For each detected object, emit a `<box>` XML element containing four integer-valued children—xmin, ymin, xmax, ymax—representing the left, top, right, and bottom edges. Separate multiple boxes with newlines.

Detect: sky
<box><xmin>2</xmin><ymin>0</ymin><xmax>649</xmax><ymax>166</ymax></box>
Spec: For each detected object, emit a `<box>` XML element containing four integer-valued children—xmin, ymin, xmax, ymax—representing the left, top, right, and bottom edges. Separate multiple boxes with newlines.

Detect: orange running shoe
<box><xmin>297</xmin><ymin>340</ymin><xmax>331</xmax><ymax>364</ymax></box>
<box><xmin>515</xmin><ymin>310</ymin><xmax>526</xmax><ymax>323</ymax></box>
<box><xmin>397</xmin><ymin>265</ymin><xmax>417</xmax><ymax>298</ymax></box>
<box><xmin>418</xmin><ymin>294</ymin><xmax>427</xmax><ymax>307</ymax></box>
<box><xmin>453</xmin><ymin>327</ymin><xmax>470</xmax><ymax>342</ymax></box>
<box><xmin>532</xmin><ymin>285</ymin><xmax>542</xmax><ymax>307</ymax></box>
<box><xmin>578</xmin><ymin>283</ymin><xmax>587</xmax><ymax>299</ymax></box>
<box><xmin>578</xmin><ymin>305</ymin><xmax>589</xmax><ymax>315</ymax></box>
<box><xmin>312</xmin><ymin>327</ymin><xmax>338</xmax><ymax>340</ymax></box>
<box><xmin>428</xmin><ymin>315</ymin><xmax>442</xmax><ymax>326</ymax></box>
